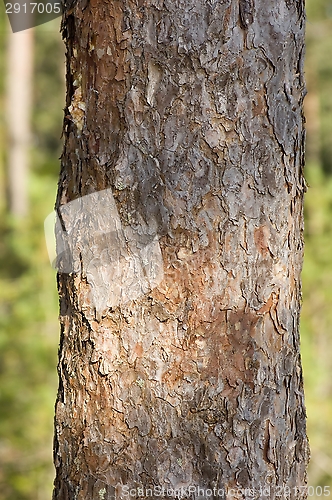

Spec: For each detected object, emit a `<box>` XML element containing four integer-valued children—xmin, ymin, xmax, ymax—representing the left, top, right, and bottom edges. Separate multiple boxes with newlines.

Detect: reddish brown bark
<box><xmin>53</xmin><ymin>1</ymin><xmax>309</xmax><ymax>498</ymax></box>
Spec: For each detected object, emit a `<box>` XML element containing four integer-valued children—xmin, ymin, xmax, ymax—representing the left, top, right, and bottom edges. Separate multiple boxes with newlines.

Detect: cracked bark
<box><xmin>53</xmin><ymin>0</ymin><xmax>309</xmax><ymax>498</ymax></box>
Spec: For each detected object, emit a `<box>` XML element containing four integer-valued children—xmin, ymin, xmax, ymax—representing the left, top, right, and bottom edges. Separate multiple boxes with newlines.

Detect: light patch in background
<box><xmin>44</xmin><ymin>189</ymin><xmax>164</xmax><ymax>313</ymax></box>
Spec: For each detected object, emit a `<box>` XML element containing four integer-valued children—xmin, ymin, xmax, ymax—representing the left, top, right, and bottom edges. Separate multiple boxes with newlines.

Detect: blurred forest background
<box><xmin>0</xmin><ymin>1</ymin><xmax>332</xmax><ymax>498</ymax></box>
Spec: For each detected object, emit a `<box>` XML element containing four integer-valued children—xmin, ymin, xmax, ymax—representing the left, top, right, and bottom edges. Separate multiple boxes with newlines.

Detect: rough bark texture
<box><xmin>53</xmin><ymin>0</ymin><xmax>309</xmax><ymax>498</ymax></box>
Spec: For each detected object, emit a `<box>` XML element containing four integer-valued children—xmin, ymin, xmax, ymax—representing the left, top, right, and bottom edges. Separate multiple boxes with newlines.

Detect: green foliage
<box><xmin>32</xmin><ymin>21</ymin><xmax>65</xmax><ymax>177</ymax></box>
<box><xmin>306</xmin><ymin>4</ymin><xmax>332</xmax><ymax>174</ymax></box>
<box><xmin>306</xmin><ymin>0</ymin><xmax>332</xmax><ymax>22</ymax></box>
<box><xmin>0</xmin><ymin>175</ymin><xmax>59</xmax><ymax>500</ymax></box>
<box><xmin>301</xmin><ymin>163</ymin><xmax>332</xmax><ymax>492</ymax></box>
<box><xmin>300</xmin><ymin>0</ymin><xmax>332</xmax><ymax>493</ymax></box>
<box><xmin>0</xmin><ymin>10</ymin><xmax>63</xmax><ymax>500</ymax></box>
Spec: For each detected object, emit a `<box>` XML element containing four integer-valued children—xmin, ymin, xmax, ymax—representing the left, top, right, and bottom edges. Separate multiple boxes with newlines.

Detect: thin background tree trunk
<box><xmin>54</xmin><ymin>0</ymin><xmax>309</xmax><ymax>498</ymax></box>
<box><xmin>6</xmin><ymin>27</ymin><xmax>33</xmax><ymax>217</ymax></box>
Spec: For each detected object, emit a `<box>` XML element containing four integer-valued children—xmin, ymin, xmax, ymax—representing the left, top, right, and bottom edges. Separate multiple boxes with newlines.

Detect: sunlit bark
<box><xmin>53</xmin><ymin>1</ymin><xmax>309</xmax><ymax>498</ymax></box>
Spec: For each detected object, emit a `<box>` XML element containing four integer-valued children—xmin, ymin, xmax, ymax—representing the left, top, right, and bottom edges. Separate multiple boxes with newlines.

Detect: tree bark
<box><xmin>53</xmin><ymin>1</ymin><xmax>309</xmax><ymax>498</ymax></box>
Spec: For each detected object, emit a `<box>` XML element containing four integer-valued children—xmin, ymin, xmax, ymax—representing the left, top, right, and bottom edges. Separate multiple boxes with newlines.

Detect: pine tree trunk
<box><xmin>53</xmin><ymin>1</ymin><xmax>309</xmax><ymax>498</ymax></box>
